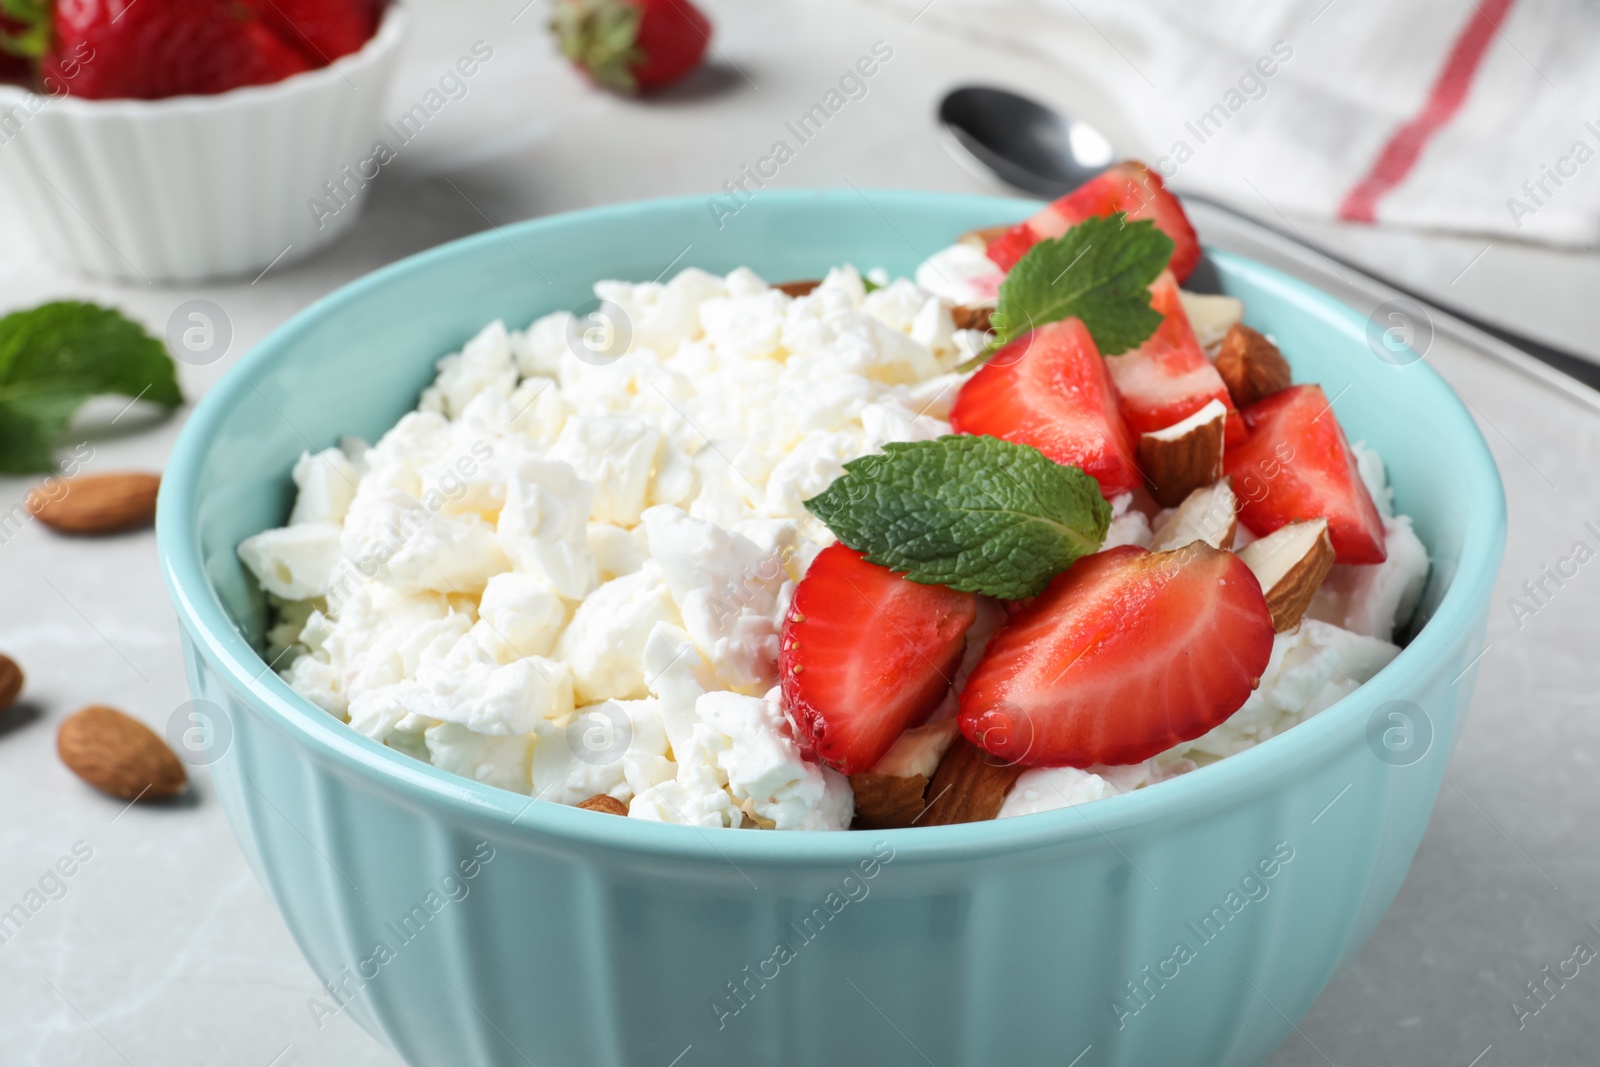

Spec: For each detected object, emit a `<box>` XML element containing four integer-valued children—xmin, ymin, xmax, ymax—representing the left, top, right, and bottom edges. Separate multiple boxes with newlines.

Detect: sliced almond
<box><xmin>951</xmin><ymin>304</ymin><xmax>993</xmax><ymax>333</ymax></box>
<box><xmin>850</xmin><ymin>773</ymin><xmax>929</xmax><ymax>830</ymax></box>
<box><xmin>0</xmin><ymin>654</ymin><xmax>21</xmax><ymax>713</ymax></box>
<box><xmin>1237</xmin><ymin>519</ymin><xmax>1336</xmax><ymax>632</ymax></box>
<box><xmin>1137</xmin><ymin>399</ymin><xmax>1227</xmax><ymax>507</ymax></box>
<box><xmin>1215</xmin><ymin>324</ymin><xmax>1292</xmax><ymax>408</ymax></box>
<box><xmin>918</xmin><ymin>738</ymin><xmax>1024</xmax><ymax>826</ymax></box>
<box><xmin>578</xmin><ymin>794</ymin><xmax>628</xmax><ymax>816</ymax></box>
<box><xmin>29</xmin><ymin>472</ymin><xmax>160</xmax><ymax>535</ymax></box>
<box><xmin>957</xmin><ymin>224</ymin><xmax>1014</xmax><ymax>250</ymax></box>
<box><xmin>1178</xmin><ymin>291</ymin><xmax>1245</xmax><ymax>352</ymax></box>
<box><xmin>57</xmin><ymin>705</ymin><xmax>186</xmax><ymax>800</ymax></box>
<box><xmin>1150</xmin><ymin>478</ymin><xmax>1238</xmax><ymax>553</ymax></box>
<box><xmin>774</xmin><ymin>279</ymin><xmax>821</xmax><ymax>298</ymax></box>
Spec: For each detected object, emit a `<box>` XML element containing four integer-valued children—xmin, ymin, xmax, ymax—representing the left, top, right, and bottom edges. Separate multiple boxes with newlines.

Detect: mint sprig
<box><xmin>0</xmin><ymin>302</ymin><xmax>182</xmax><ymax>473</ymax></box>
<box><xmin>967</xmin><ymin>213</ymin><xmax>1175</xmax><ymax>370</ymax></box>
<box><xmin>806</xmin><ymin>436</ymin><xmax>1111</xmax><ymax>600</ymax></box>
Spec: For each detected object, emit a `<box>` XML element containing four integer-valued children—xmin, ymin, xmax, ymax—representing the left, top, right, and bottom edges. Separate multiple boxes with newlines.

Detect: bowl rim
<box><xmin>0</xmin><ymin>1</ymin><xmax>408</xmax><ymax>115</ymax></box>
<box><xmin>156</xmin><ymin>189</ymin><xmax>1508</xmax><ymax>867</ymax></box>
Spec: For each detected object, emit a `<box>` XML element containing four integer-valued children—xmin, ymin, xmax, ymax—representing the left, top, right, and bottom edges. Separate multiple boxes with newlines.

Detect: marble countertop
<box><xmin>1</xmin><ymin>1</ymin><xmax>1596</xmax><ymax>1065</ymax></box>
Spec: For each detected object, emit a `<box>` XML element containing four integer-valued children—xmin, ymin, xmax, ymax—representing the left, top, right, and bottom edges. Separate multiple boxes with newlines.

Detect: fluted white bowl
<box><xmin>0</xmin><ymin>4</ymin><xmax>407</xmax><ymax>284</ymax></box>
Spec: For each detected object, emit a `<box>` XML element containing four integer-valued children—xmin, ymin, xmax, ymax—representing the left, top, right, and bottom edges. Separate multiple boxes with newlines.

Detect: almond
<box><xmin>578</xmin><ymin>794</ymin><xmax>628</xmax><ymax>816</ymax></box>
<box><xmin>57</xmin><ymin>705</ymin><xmax>186</xmax><ymax>800</ymax></box>
<box><xmin>951</xmin><ymin>304</ymin><xmax>993</xmax><ymax>333</ymax></box>
<box><xmin>1215</xmin><ymin>324</ymin><xmax>1292</xmax><ymax>408</ymax></box>
<box><xmin>1237</xmin><ymin>519</ymin><xmax>1336</xmax><ymax>632</ymax></box>
<box><xmin>774</xmin><ymin>279</ymin><xmax>821</xmax><ymax>298</ymax></box>
<box><xmin>957</xmin><ymin>224</ymin><xmax>1013</xmax><ymax>250</ymax></box>
<box><xmin>1150</xmin><ymin>478</ymin><xmax>1238</xmax><ymax>553</ymax></box>
<box><xmin>0</xmin><ymin>654</ymin><xmax>21</xmax><ymax>713</ymax></box>
<box><xmin>29</xmin><ymin>473</ymin><xmax>160</xmax><ymax>535</ymax></box>
<box><xmin>1137</xmin><ymin>399</ymin><xmax>1227</xmax><ymax>507</ymax></box>
<box><xmin>1178</xmin><ymin>291</ymin><xmax>1245</xmax><ymax>352</ymax></box>
<box><xmin>849</xmin><ymin>773</ymin><xmax>929</xmax><ymax>830</ymax></box>
<box><xmin>918</xmin><ymin>738</ymin><xmax>1024</xmax><ymax>826</ymax></box>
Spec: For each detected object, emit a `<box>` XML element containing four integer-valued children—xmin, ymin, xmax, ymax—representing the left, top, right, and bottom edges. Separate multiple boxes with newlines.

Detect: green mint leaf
<box><xmin>984</xmin><ymin>212</ymin><xmax>1174</xmax><ymax>361</ymax></box>
<box><xmin>806</xmin><ymin>436</ymin><xmax>1112</xmax><ymax>600</ymax></box>
<box><xmin>862</xmin><ymin>276</ymin><xmax>882</xmax><ymax>294</ymax></box>
<box><xmin>0</xmin><ymin>302</ymin><xmax>182</xmax><ymax>473</ymax></box>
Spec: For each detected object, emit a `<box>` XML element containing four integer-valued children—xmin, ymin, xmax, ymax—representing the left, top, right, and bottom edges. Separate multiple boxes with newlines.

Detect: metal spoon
<box><xmin>937</xmin><ymin>84</ymin><xmax>1600</xmax><ymax>398</ymax></box>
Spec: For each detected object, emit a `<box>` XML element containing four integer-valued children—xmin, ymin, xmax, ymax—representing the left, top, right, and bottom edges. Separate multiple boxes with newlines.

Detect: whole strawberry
<box><xmin>244</xmin><ymin>0</ymin><xmax>384</xmax><ymax>64</ymax></box>
<box><xmin>552</xmin><ymin>0</ymin><xmax>710</xmax><ymax>94</ymax></box>
<box><xmin>40</xmin><ymin>0</ymin><xmax>314</xmax><ymax>100</ymax></box>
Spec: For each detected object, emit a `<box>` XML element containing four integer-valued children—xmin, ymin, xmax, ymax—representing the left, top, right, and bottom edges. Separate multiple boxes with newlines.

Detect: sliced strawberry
<box><xmin>781</xmin><ymin>545</ymin><xmax>977</xmax><ymax>775</ymax></box>
<box><xmin>1105</xmin><ymin>270</ymin><xmax>1243</xmax><ymax>444</ymax></box>
<box><xmin>950</xmin><ymin>318</ymin><xmax>1141</xmax><ymax>498</ymax></box>
<box><xmin>986</xmin><ymin>161</ymin><xmax>1202</xmax><ymax>282</ymax></box>
<box><xmin>1224</xmin><ymin>384</ymin><xmax>1387</xmax><ymax>565</ymax></box>
<box><xmin>960</xmin><ymin>543</ymin><xmax>1274</xmax><ymax>768</ymax></box>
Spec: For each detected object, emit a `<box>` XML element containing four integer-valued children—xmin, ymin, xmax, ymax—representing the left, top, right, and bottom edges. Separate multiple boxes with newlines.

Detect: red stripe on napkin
<box><xmin>1338</xmin><ymin>0</ymin><xmax>1517</xmax><ymax>223</ymax></box>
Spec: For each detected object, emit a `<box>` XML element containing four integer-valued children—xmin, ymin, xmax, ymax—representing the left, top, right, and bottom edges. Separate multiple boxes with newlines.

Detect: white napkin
<box><xmin>888</xmin><ymin>0</ymin><xmax>1600</xmax><ymax>247</ymax></box>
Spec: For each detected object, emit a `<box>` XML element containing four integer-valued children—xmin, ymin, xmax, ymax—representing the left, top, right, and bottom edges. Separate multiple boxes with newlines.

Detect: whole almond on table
<box><xmin>0</xmin><ymin>654</ymin><xmax>22</xmax><ymax>712</ymax></box>
<box><xmin>57</xmin><ymin>705</ymin><xmax>186</xmax><ymax>800</ymax></box>
<box><xmin>29</xmin><ymin>473</ymin><xmax>160</xmax><ymax>535</ymax></box>
<box><xmin>1215</xmin><ymin>324</ymin><xmax>1293</xmax><ymax>408</ymax></box>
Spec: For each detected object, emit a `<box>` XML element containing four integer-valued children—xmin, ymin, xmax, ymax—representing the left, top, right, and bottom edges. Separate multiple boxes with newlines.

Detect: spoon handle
<box><xmin>1178</xmin><ymin>190</ymin><xmax>1600</xmax><ymax>397</ymax></box>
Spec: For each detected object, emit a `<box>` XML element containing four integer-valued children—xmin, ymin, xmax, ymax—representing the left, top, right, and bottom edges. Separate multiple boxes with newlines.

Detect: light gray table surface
<box><xmin>1</xmin><ymin>1</ymin><xmax>1597</xmax><ymax>1064</ymax></box>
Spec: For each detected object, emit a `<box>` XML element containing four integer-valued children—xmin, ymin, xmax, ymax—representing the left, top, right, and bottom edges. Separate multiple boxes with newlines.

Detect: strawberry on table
<box><xmin>986</xmin><ymin>161</ymin><xmax>1202</xmax><ymax>282</ymax></box>
<box><xmin>959</xmin><ymin>542</ymin><xmax>1276</xmax><ymax>768</ymax></box>
<box><xmin>1224</xmin><ymin>384</ymin><xmax>1388</xmax><ymax>565</ymax></box>
<box><xmin>950</xmin><ymin>318</ymin><xmax>1142</xmax><ymax>499</ymax></box>
<box><xmin>1104</xmin><ymin>270</ymin><xmax>1244</xmax><ymax>444</ymax></box>
<box><xmin>551</xmin><ymin>0</ymin><xmax>711</xmax><ymax>94</ymax></box>
<box><xmin>41</xmin><ymin>0</ymin><xmax>315</xmax><ymax>100</ymax></box>
<box><xmin>780</xmin><ymin>545</ymin><xmax>978</xmax><ymax>776</ymax></box>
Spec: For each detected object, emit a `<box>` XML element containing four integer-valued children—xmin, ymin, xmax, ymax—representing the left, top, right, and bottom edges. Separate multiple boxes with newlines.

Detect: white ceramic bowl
<box><xmin>0</xmin><ymin>4</ymin><xmax>408</xmax><ymax>284</ymax></box>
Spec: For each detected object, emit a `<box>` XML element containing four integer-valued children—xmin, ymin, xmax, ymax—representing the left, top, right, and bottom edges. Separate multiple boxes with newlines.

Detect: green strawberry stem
<box><xmin>550</xmin><ymin>0</ymin><xmax>644</xmax><ymax>94</ymax></box>
<box><xmin>0</xmin><ymin>0</ymin><xmax>50</xmax><ymax>59</ymax></box>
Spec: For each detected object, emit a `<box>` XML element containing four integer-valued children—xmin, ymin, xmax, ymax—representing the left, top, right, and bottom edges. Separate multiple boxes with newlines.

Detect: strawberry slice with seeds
<box><xmin>1224</xmin><ymin>384</ymin><xmax>1387</xmax><ymax>565</ymax></box>
<box><xmin>986</xmin><ymin>161</ymin><xmax>1202</xmax><ymax>282</ymax></box>
<box><xmin>1105</xmin><ymin>270</ymin><xmax>1243</xmax><ymax>444</ymax></box>
<box><xmin>960</xmin><ymin>542</ymin><xmax>1275</xmax><ymax>768</ymax></box>
<box><xmin>950</xmin><ymin>318</ymin><xmax>1142</xmax><ymax>498</ymax></box>
<box><xmin>781</xmin><ymin>545</ymin><xmax>977</xmax><ymax>775</ymax></box>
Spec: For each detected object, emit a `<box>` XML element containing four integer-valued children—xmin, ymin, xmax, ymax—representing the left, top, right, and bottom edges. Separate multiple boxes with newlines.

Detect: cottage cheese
<box><xmin>241</xmin><ymin>254</ymin><xmax>1429</xmax><ymax>831</ymax></box>
<box><xmin>242</xmin><ymin>264</ymin><xmax>988</xmax><ymax>830</ymax></box>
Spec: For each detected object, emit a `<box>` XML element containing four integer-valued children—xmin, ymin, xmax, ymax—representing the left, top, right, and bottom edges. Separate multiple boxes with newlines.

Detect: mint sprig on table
<box><xmin>964</xmin><ymin>212</ymin><xmax>1175</xmax><ymax>370</ymax></box>
<box><xmin>0</xmin><ymin>302</ymin><xmax>182</xmax><ymax>473</ymax></box>
<box><xmin>805</xmin><ymin>436</ymin><xmax>1111</xmax><ymax>600</ymax></box>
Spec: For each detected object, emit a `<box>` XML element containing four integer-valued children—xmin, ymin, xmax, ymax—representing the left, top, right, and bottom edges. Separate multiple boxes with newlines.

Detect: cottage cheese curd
<box><xmin>242</xmin><ymin>264</ymin><xmax>987</xmax><ymax>830</ymax></box>
<box><xmin>242</xmin><ymin>253</ymin><xmax>1429</xmax><ymax>830</ymax></box>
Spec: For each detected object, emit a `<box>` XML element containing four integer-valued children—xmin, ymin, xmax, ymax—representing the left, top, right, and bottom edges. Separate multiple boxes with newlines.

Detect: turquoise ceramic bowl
<box><xmin>157</xmin><ymin>191</ymin><xmax>1505</xmax><ymax>1067</ymax></box>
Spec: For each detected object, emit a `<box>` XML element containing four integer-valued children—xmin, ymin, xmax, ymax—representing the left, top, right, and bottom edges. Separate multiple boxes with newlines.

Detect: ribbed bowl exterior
<box><xmin>0</xmin><ymin>6</ymin><xmax>407</xmax><ymax>283</ymax></box>
<box><xmin>158</xmin><ymin>191</ymin><xmax>1507</xmax><ymax>1067</ymax></box>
